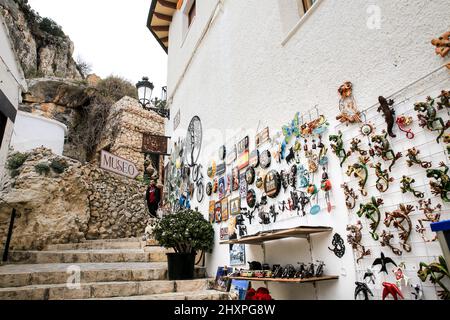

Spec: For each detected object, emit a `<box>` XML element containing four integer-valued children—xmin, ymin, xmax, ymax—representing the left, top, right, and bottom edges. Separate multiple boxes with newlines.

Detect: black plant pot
<box><xmin>167</xmin><ymin>252</ymin><xmax>196</xmax><ymax>280</ymax></box>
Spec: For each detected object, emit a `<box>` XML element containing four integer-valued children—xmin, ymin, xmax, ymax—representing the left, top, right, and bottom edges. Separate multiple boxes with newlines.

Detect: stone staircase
<box><xmin>0</xmin><ymin>238</ymin><xmax>228</xmax><ymax>300</ymax></box>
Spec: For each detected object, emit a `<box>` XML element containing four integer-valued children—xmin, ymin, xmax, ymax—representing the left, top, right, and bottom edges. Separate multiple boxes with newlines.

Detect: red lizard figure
<box><xmin>382</xmin><ymin>282</ymin><xmax>404</xmax><ymax>300</ymax></box>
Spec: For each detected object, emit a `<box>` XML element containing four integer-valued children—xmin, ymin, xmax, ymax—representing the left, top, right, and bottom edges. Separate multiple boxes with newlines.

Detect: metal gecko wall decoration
<box><xmin>384</xmin><ymin>204</ymin><xmax>414</xmax><ymax>253</ymax></box>
<box><xmin>356</xmin><ymin>197</ymin><xmax>383</xmax><ymax>241</ymax></box>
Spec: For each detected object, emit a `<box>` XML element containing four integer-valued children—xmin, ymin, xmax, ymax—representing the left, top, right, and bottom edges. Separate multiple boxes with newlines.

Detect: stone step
<box><xmin>44</xmin><ymin>239</ymin><xmax>159</xmax><ymax>251</ymax></box>
<box><xmin>0</xmin><ymin>279</ymin><xmax>212</xmax><ymax>300</ymax></box>
<box><xmin>95</xmin><ymin>290</ymin><xmax>230</xmax><ymax>300</ymax></box>
<box><xmin>7</xmin><ymin>248</ymin><xmax>169</xmax><ymax>264</ymax></box>
<box><xmin>0</xmin><ymin>262</ymin><xmax>206</xmax><ymax>288</ymax></box>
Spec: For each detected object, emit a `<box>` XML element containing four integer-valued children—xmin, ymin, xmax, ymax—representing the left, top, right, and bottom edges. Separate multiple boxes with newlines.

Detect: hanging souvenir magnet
<box><xmin>249</xmin><ymin>150</ymin><xmax>260</xmax><ymax>168</ymax></box>
<box><xmin>396</xmin><ymin>115</ymin><xmax>415</xmax><ymax>139</ymax></box>
<box><xmin>246</xmin><ymin>189</ymin><xmax>257</xmax><ymax>208</ymax></box>
<box><xmin>245</xmin><ymin>166</ymin><xmax>256</xmax><ymax>185</ymax></box>
<box><xmin>264</xmin><ymin>170</ymin><xmax>281</xmax><ymax>198</ymax></box>
<box><xmin>260</xmin><ymin>150</ymin><xmax>272</xmax><ymax>169</ymax></box>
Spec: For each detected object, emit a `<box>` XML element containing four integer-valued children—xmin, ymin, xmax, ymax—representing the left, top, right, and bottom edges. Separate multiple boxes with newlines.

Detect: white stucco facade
<box><xmin>162</xmin><ymin>0</ymin><xmax>450</xmax><ymax>300</ymax></box>
<box><xmin>0</xmin><ymin>14</ymin><xmax>27</xmax><ymax>179</ymax></box>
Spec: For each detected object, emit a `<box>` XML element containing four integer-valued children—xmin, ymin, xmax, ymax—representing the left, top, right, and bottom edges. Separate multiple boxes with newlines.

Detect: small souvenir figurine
<box><xmin>341</xmin><ymin>183</ymin><xmax>358</xmax><ymax>210</ymax></box>
<box><xmin>269</xmin><ymin>205</ymin><xmax>279</xmax><ymax>223</ymax></box>
<box><xmin>328</xmin><ymin>233</ymin><xmax>346</xmax><ymax>258</ymax></box>
<box><xmin>329</xmin><ymin>131</ymin><xmax>349</xmax><ymax>167</ymax></box>
<box><xmin>437</xmin><ymin>90</ymin><xmax>450</xmax><ymax>110</ymax></box>
<box><xmin>400</xmin><ymin>176</ymin><xmax>425</xmax><ymax>199</ymax></box>
<box><xmin>297</xmin><ymin>165</ymin><xmax>310</xmax><ymax>188</ymax></box>
<box><xmin>396</xmin><ymin>115</ymin><xmax>415</xmax><ymax>139</ymax></box>
<box><xmin>406</xmin><ymin>148</ymin><xmax>432</xmax><ymax>168</ymax></box>
<box><xmin>371</xmin><ymin>162</ymin><xmax>394</xmax><ymax>193</ymax></box>
<box><xmin>431</xmin><ymin>31</ymin><xmax>450</xmax><ymax>59</ymax></box>
<box><xmin>282</xmin><ymin>112</ymin><xmax>301</xmax><ymax>145</ymax></box>
<box><xmin>393</xmin><ymin>262</ymin><xmax>409</xmax><ymax>288</ymax></box>
<box><xmin>354</xmin><ymin>282</ymin><xmax>373</xmax><ymax>301</ymax></box>
<box><xmin>418</xmin><ymin>256</ymin><xmax>450</xmax><ymax>300</ymax></box>
<box><xmin>377</xmin><ymin>96</ymin><xmax>397</xmax><ymax>138</ymax></box>
<box><xmin>347</xmin><ymin>221</ymin><xmax>371</xmax><ymax>263</ymax></box>
<box><xmin>410</xmin><ymin>283</ymin><xmax>424</xmax><ymax>300</ymax></box>
<box><xmin>384</xmin><ymin>204</ymin><xmax>414</xmax><ymax>253</ymax></box>
<box><xmin>426</xmin><ymin>162</ymin><xmax>450</xmax><ymax>202</ymax></box>
<box><xmin>382</xmin><ymin>282</ymin><xmax>404</xmax><ymax>300</ymax></box>
<box><xmin>336</xmin><ymin>81</ymin><xmax>362</xmax><ymax>124</ymax></box>
<box><xmin>356</xmin><ymin>197</ymin><xmax>383</xmax><ymax>241</ymax></box>
<box><xmin>372</xmin><ymin>131</ymin><xmax>402</xmax><ymax>171</ymax></box>
<box><xmin>349</xmin><ymin>138</ymin><xmax>368</xmax><ymax>156</ymax></box>
<box><xmin>298</xmin><ymin>191</ymin><xmax>310</xmax><ymax>216</ymax></box>
<box><xmin>363</xmin><ymin>268</ymin><xmax>376</xmax><ymax>284</ymax></box>
<box><xmin>415</xmin><ymin>199</ymin><xmax>442</xmax><ymax>242</ymax></box>
<box><xmin>346</xmin><ymin>156</ymin><xmax>370</xmax><ymax>196</ymax></box>
<box><xmin>380</xmin><ymin>230</ymin><xmax>403</xmax><ymax>256</ymax></box>
<box><xmin>372</xmin><ymin>252</ymin><xmax>397</xmax><ymax>274</ymax></box>
<box><xmin>415</xmin><ymin>97</ymin><xmax>450</xmax><ymax>143</ymax></box>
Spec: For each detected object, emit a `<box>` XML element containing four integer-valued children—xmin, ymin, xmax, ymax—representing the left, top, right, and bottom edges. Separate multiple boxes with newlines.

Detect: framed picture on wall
<box><xmin>229</xmin><ymin>197</ymin><xmax>241</xmax><ymax>216</ymax></box>
<box><xmin>226</xmin><ymin>172</ymin><xmax>232</xmax><ymax>196</ymax></box>
<box><xmin>220</xmin><ymin>227</ymin><xmax>229</xmax><ymax>241</ymax></box>
<box><xmin>214</xmin><ymin>201</ymin><xmax>222</xmax><ymax>223</ymax></box>
<box><xmin>229</xmin><ymin>243</ymin><xmax>246</xmax><ymax>266</ymax></box>
<box><xmin>221</xmin><ymin>197</ymin><xmax>229</xmax><ymax>222</ymax></box>
<box><xmin>209</xmin><ymin>201</ymin><xmax>216</xmax><ymax>223</ymax></box>
<box><xmin>239</xmin><ymin>172</ymin><xmax>247</xmax><ymax>200</ymax></box>
<box><xmin>232</xmin><ymin>167</ymin><xmax>240</xmax><ymax>191</ymax></box>
<box><xmin>213</xmin><ymin>266</ymin><xmax>232</xmax><ymax>292</ymax></box>
<box><xmin>218</xmin><ymin>176</ymin><xmax>226</xmax><ymax>200</ymax></box>
<box><xmin>228</xmin><ymin>216</ymin><xmax>237</xmax><ymax>240</ymax></box>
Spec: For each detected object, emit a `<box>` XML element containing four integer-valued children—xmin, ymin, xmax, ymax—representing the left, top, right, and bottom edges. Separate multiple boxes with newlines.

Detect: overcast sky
<box><xmin>28</xmin><ymin>0</ymin><xmax>168</xmax><ymax>96</ymax></box>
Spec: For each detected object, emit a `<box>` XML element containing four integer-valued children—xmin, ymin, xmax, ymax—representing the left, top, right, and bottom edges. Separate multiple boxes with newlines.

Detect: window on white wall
<box><xmin>181</xmin><ymin>0</ymin><xmax>197</xmax><ymax>45</ymax></box>
<box><xmin>188</xmin><ymin>0</ymin><xmax>196</xmax><ymax>27</ymax></box>
<box><xmin>297</xmin><ymin>0</ymin><xmax>317</xmax><ymax>16</ymax></box>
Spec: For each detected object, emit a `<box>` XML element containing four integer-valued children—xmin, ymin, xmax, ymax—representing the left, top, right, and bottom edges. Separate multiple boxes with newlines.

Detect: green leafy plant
<box><xmin>153</xmin><ymin>209</ymin><xmax>214</xmax><ymax>254</ymax></box>
<box><xmin>50</xmin><ymin>159</ymin><xmax>68</xmax><ymax>174</ymax></box>
<box><xmin>6</xmin><ymin>152</ymin><xmax>29</xmax><ymax>171</ymax></box>
<box><xmin>34</xmin><ymin>162</ymin><xmax>50</xmax><ymax>175</ymax></box>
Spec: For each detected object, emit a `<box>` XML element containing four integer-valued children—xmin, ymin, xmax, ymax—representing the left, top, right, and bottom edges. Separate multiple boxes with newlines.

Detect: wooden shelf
<box><xmin>220</xmin><ymin>226</ymin><xmax>333</xmax><ymax>245</ymax></box>
<box><xmin>227</xmin><ymin>275</ymin><xmax>339</xmax><ymax>283</ymax></box>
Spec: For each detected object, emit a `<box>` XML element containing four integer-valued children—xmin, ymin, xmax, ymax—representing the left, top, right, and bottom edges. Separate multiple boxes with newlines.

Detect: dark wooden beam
<box><xmin>157</xmin><ymin>0</ymin><xmax>176</xmax><ymax>9</ymax></box>
<box><xmin>160</xmin><ymin>36</ymin><xmax>169</xmax><ymax>42</ymax></box>
<box><xmin>152</xmin><ymin>25</ymin><xmax>170</xmax><ymax>32</ymax></box>
<box><xmin>154</xmin><ymin>12</ymin><xmax>173</xmax><ymax>22</ymax></box>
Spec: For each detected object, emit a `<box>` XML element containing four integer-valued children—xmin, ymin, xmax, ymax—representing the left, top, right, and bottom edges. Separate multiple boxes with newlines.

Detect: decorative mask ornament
<box><xmin>245</xmin><ymin>166</ymin><xmax>256</xmax><ymax>185</ymax></box>
<box><xmin>415</xmin><ymin>96</ymin><xmax>450</xmax><ymax>143</ymax></box>
<box><xmin>371</xmin><ymin>162</ymin><xmax>394</xmax><ymax>193</ymax></box>
<box><xmin>346</xmin><ymin>156</ymin><xmax>370</xmax><ymax>196</ymax></box>
<box><xmin>347</xmin><ymin>221</ymin><xmax>371</xmax><ymax>263</ymax></box>
<box><xmin>380</xmin><ymin>230</ymin><xmax>403</xmax><ymax>256</ymax></box>
<box><xmin>372</xmin><ymin>252</ymin><xmax>397</xmax><ymax>274</ymax></box>
<box><xmin>426</xmin><ymin>162</ymin><xmax>450</xmax><ymax>202</ymax></box>
<box><xmin>372</xmin><ymin>131</ymin><xmax>402</xmax><ymax>172</ymax></box>
<box><xmin>246</xmin><ymin>189</ymin><xmax>257</xmax><ymax>208</ymax></box>
<box><xmin>416</xmin><ymin>199</ymin><xmax>442</xmax><ymax>242</ymax></box>
<box><xmin>396</xmin><ymin>115</ymin><xmax>415</xmax><ymax>139</ymax></box>
<box><xmin>336</xmin><ymin>81</ymin><xmax>362</xmax><ymax>124</ymax></box>
<box><xmin>382</xmin><ymin>282</ymin><xmax>404</xmax><ymax>300</ymax></box>
<box><xmin>377</xmin><ymin>96</ymin><xmax>397</xmax><ymax>138</ymax></box>
<box><xmin>264</xmin><ymin>170</ymin><xmax>281</xmax><ymax>198</ymax></box>
<box><xmin>341</xmin><ymin>183</ymin><xmax>358</xmax><ymax>210</ymax></box>
<box><xmin>384</xmin><ymin>204</ymin><xmax>414</xmax><ymax>252</ymax></box>
<box><xmin>400</xmin><ymin>176</ymin><xmax>424</xmax><ymax>198</ymax></box>
<box><xmin>418</xmin><ymin>256</ymin><xmax>450</xmax><ymax>300</ymax></box>
<box><xmin>356</xmin><ymin>197</ymin><xmax>383</xmax><ymax>241</ymax></box>
<box><xmin>328</xmin><ymin>233</ymin><xmax>346</xmax><ymax>258</ymax></box>
<box><xmin>406</xmin><ymin>148</ymin><xmax>432</xmax><ymax>169</ymax></box>
<box><xmin>329</xmin><ymin>131</ymin><xmax>349</xmax><ymax>167</ymax></box>
<box><xmin>260</xmin><ymin>150</ymin><xmax>272</xmax><ymax>169</ymax></box>
<box><xmin>354</xmin><ymin>282</ymin><xmax>373</xmax><ymax>301</ymax></box>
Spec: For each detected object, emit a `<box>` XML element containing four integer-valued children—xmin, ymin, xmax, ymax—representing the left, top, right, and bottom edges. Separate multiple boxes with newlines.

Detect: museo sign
<box><xmin>100</xmin><ymin>150</ymin><xmax>139</xmax><ymax>179</ymax></box>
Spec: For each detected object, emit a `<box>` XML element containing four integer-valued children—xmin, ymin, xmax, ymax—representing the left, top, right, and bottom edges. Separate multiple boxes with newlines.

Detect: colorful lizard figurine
<box><xmin>372</xmin><ymin>131</ymin><xmax>402</xmax><ymax>171</ymax></box>
<box><xmin>329</xmin><ymin>131</ymin><xmax>349</xmax><ymax>167</ymax></box>
<box><xmin>415</xmin><ymin>96</ymin><xmax>450</xmax><ymax>144</ymax></box>
<box><xmin>378</xmin><ymin>96</ymin><xmax>396</xmax><ymax>138</ymax></box>
<box><xmin>426</xmin><ymin>162</ymin><xmax>450</xmax><ymax>202</ymax></box>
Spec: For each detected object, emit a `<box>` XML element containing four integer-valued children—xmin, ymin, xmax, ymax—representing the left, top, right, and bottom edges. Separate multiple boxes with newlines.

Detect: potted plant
<box><xmin>152</xmin><ymin>209</ymin><xmax>214</xmax><ymax>280</ymax></box>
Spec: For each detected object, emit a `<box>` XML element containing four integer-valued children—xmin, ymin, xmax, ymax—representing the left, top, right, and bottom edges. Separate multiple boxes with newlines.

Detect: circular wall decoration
<box><xmin>260</xmin><ymin>150</ymin><xmax>271</xmax><ymax>169</ymax></box>
<box><xmin>207</xmin><ymin>161</ymin><xmax>216</xmax><ymax>178</ymax></box>
<box><xmin>246</xmin><ymin>189</ymin><xmax>257</xmax><ymax>208</ymax></box>
<box><xmin>249</xmin><ymin>150</ymin><xmax>260</xmax><ymax>168</ymax></box>
<box><xmin>185</xmin><ymin>116</ymin><xmax>202</xmax><ymax>167</ymax></box>
<box><xmin>245</xmin><ymin>166</ymin><xmax>256</xmax><ymax>185</ymax></box>
<box><xmin>264</xmin><ymin>170</ymin><xmax>281</xmax><ymax>198</ymax></box>
<box><xmin>219</xmin><ymin>145</ymin><xmax>226</xmax><ymax>161</ymax></box>
<box><xmin>206</xmin><ymin>182</ymin><xmax>213</xmax><ymax>196</ymax></box>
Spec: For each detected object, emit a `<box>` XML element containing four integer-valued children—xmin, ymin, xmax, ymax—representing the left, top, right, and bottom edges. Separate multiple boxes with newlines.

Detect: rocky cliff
<box><xmin>0</xmin><ymin>0</ymin><xmax>82</xmax><ymax>79</ymax></box>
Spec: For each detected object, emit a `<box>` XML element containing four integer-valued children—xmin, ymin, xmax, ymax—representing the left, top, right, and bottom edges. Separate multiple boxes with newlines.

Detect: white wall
<box><xmin>164</xmin><ymin>0</ymin><xmax>450</xmax><ymax>300</ymax></box>
<box><xmin>11</xmin><ymin>112</ymin><xmax>67</xmax><ymax>156</ymax></box>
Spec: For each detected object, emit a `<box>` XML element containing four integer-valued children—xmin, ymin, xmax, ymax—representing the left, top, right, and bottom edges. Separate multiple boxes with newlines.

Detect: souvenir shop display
<box><xmin>384</xmin><ymin>204</ymin><xmax>414</xmax><ymax>252</ymax></box>
<box><xmin>396</xmin><ymin>115</ymin><xmax>415</xmax><ymax>139</ymax></box>
<box><xmin>354</xmin><ymin>282</ymin><xmax>373</xmax><ymax>300</ymax></box>
<box><xmin>329</xmin><ymin>131</ymin><xmax>349</xmax><ymax>167</ymax></box>
<box><xmin>264</xmin><ymin>170</ymin><xmax>281</xmax><ymax>198</ymax></box>
<box><xmin>377</xmin><ymin>96</ymin><xmax>397</xmax><ymax>138</ymax></box>
<box><xmin>347</xmin><ymin>221</ymin><xmax>371</xmax><ymax>263</ymax></box>
<box><xmin>415</xmin><ymin>97</ymin><xmax>450</xmax><ymax>143</ymax></box>
<box><xmin>371</xmin><ymin>162</ymin><xmax>394</xmax><ymax>193</ymax></box>
<box><xmin>406</xmin><ymin>148</ymin><xmax>432</xmax><ymax>168</ymax></box>
<box><xmin>372</xmin><ymin>252</ymin><xmax>397</xmax><ymax>274</ymax></box>
<box><xmin>346</xmin><ymin>156</ymin><xmax>370</xmax><ymax>196</ymax></box>
<box><xmin>249</xmin><ymin>150</ymin><xmax>260</xmax><ymax>168</ymax></box>
<box><xmin>336</xmin><ymin>81</ymin><xmax>362</xmax><ymax>124</ymax></box>
<box><xmin>380</xmin><ymin>230</ymin><xmax>403</xmax><ymax>256</ymax></box>
<box><xmin>418</xmin><ymin>256</ymin><xmax>450</xmax><ymax>300</ymax></box>
<box><xmin>415</xmin><ymin>199</ymin><xmax>442</xmax><ymax>242</ymax></box>
<box><xmin>382</xmin><ymin>282</ymin><xmax>404</xmax><ymax>300</ymax></box>
<box><xmin>328</xmin><ymin>233</ymin><xmax>346</xmax><ymax>258</ymax></box>
<box><xmin>356</xmin><ymin>197</ymin><xmax>383</xmax><ymax>241</ymax></box>
<box><xmin>341</xmin><ymin>183</ymin><xmax>358</xmax><ymax>210</ymax></box>
<box><xmin>371</xmin><ymin>132</ymin><xmax>402</xmax><ymax>172</ymax></box>
<box><xmin>426</xmin><ymin>162</ymin><xmax>450</xmax><ymax>202</ymax></box>
<box><xmin>400</xmin><ymin>176</ymin><xmax>425</xmax><ymax>198</ymax></box>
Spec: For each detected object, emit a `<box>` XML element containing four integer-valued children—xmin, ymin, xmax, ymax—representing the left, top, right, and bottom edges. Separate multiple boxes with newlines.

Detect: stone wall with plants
<box><xmin>0</xmin><ymin>147</ymin><xmax>151</xmax><ymax>250</ymax></box>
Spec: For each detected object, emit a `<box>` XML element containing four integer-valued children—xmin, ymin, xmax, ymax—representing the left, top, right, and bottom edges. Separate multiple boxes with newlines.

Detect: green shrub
<box><xmin>96</xmin><ymin>76</ymin><xmax>138</xmax><ymax>101</ymax></box>
<box><xmin>6</xmin><ymin>152</ymin><xmax>29</xmax><ymax>171</ymax></box>
<box><xmin>50</xmin><ymin>159</ymin><xmax>68</xmax><ymax>174</ymax></box>
<box><xmin>152</xmin><ymin>209</ymin><xmax>214</xmax><ymax>254</ymax></box>
<box><xmin>34</xmin><ymin>162</ymin><xmax>50</xmax><ymax>175</ymax></box>
<box><xmin>38</xmin><ymin>17</ymin><xmax>65</xmax><ymax>38</ymax></box>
